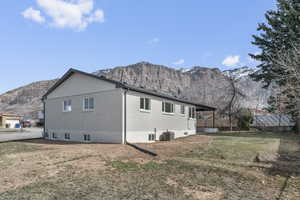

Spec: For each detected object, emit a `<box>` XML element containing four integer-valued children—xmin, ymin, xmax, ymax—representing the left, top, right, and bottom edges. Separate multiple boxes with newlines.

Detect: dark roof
<box><xmin>42</xmin><ymin>68</ymin><xmax>216</xmax><ymax>111</ymax></box>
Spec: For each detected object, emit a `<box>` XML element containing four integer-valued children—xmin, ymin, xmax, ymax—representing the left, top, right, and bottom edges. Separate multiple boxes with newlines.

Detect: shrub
<box><xmin>237</xmin><ymin>109</ymin><xmax>253</xmax><ymax>130</ymax></box>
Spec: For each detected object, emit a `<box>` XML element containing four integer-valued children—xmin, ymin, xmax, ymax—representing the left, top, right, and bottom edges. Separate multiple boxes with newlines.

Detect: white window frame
<box><xmin>189</xmin><ymin>107</ymin><xmax>196</xmax><ymax>119</ymax></box>
<box><xmin>180</xmin><ymin>105</ymin><xmax>186</xmax><ymax>115</ymax></box>
<box><xmin>83</xmin><ymin>97</ymin><xmax>95</xmax><ymax>111</ymax></box>
<box><xmin>63</xmin><ymin>99</ymin><xmax>72</xmax><ymax>112</ymax></box>
<box><xmin>140</xmin><ymin>97</ymin><xmax>151</xmax><ymax>112</ymax></box>
<box><xmin>162</xmin><ymin>101</ymin><xmax>175</xmax><ymax>115</ymax></box>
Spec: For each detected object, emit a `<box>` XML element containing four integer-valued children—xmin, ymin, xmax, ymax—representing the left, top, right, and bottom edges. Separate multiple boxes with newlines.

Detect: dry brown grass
<box><xmin>0</xmin><ymin>133</ymin><xmax>299</xmax><ymax>200</ymax></box>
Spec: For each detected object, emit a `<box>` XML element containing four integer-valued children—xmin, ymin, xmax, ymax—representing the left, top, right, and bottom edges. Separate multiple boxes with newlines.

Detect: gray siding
<box><xmin>45</xmin><ymin>72</ymin><xmax>123</xmax><ymax>143</ymax></box>
<box><xmin>47</xmin><ymin>73</ymin><xmax>116</xmax><ymax>99</ymax></box>
<box><xmin>126</xmin><ymin>91</ymin><xmax>196</xmax><ymax>143</ymax></box>
<box><xmin>44</xmin><ymin>71</ymin><xmax>198</xmax><ymax>144</ymax></box>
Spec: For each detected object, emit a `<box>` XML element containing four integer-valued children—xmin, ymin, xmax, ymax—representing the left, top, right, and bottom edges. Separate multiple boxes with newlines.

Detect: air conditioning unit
<box><xmin>159</xmin><ymin>131</ymin><xmax>175</xmax><ymax>141</ymax></box>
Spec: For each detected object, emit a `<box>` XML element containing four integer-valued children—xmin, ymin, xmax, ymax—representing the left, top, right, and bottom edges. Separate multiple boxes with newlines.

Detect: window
<box><xmin>162</xmin><ymin>102</ymin><xmax>174</xmax><ymax>114</ymax></box>
<box><xmin>148</xmin><ymin>134</ymin><xmax>155</xmax><ymax>141</ymax></box>
<box><xmin>83</xmin><ymin>97</ymin><xmax>94</xmax><ymax>111</ymax></box>
<box><xmin>189</xmin><ymin>107</ymin><xmax>196</xmax><ymax>119</ymax></box>
<box><xmin>180</xmin><ymin>105</ymin><xmax>185</xmax><ymax>115</ymax></box>
<box><xmin>52</xmin><ymin>133</ymin><xmax>57</xmax><ymax>139</ymax></box>
<box><xmin>44</xmin><ymin>132</ymin><xmax>49</xmax><ymax>138</ymax></box>
<box><xmin>65</xmin><ymin>133</ymin><xmax>70</xmax><ymax>140</ymax></box>
<box><xmin>84</xmin><ymin>134</ymin><xmax>91</xmax><ymax>141</ymax></box>
<box><xmin>140</xmin><ymin>97</ymin><xmax>151</xmax><ymax>111</ymax></box>
<box><xmin>63</xmin><ymin>100</ymin><xmax>72</xmax><ymax>112</ymax></box>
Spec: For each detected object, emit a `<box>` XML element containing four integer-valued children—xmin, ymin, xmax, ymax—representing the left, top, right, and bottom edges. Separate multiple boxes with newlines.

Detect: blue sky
<box><xmin>0</xmin><ymin>0</ymin><xmax>276</xmax><ymax>94</ymax></box>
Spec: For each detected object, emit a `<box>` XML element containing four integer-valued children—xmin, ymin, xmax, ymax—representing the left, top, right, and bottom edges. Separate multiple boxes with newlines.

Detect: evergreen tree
<box><xmin>250</xmin><ymin>0</ymin><xmax>300</xmax><ymax>87</ymax></box>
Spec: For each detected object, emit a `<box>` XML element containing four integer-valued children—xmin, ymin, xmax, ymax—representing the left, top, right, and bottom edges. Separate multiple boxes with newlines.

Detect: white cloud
<box><xmin>22</xmin><ymin>0</ymin><xmax>104</xmax><ymax>31</ymax></box>
<box><xmin>173</xmin><ymin>59</ymin><xmax>185</xmax><ymax>65</ymax></box>
<box><xmin>22</xmin><ymin>7</ymin><xmax>45</xmax><ymax>24</ymax></box>
<box><xmin>148</xmin><ymin>37</ymin><xmax>160</xmax><ymax>44</ymax></box>
<box><xmin>222</xmin><ymin>55</ymin><xmax>240</xmax><ymax>67</ymax></box>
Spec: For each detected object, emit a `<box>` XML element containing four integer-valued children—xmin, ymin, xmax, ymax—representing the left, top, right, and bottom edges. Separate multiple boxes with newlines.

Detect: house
<box><xmin>0</xmin><ymin>113</ymin><xmax>22</xmax><ymax>129</ymax></box>
<box><xmin>251</xmin><ymin>114</ymin><xmax>295</xmax><ymax>132</ymax></box>
<box><xmin>42</xmin><ymin>69</ymin><xmax>216</xmax><ymax>143</ymax></box>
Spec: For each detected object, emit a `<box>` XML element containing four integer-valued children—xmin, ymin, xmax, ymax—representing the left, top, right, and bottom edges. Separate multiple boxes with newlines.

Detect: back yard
<box><xmin>0</xmin><ymin>132</ymin><xmax>299</xmax><ymax>200</ymax></box>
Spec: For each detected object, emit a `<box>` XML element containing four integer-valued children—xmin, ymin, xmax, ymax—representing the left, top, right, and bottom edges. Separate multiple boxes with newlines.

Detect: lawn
<box><xmin>0</xmin><ymin>132</ymin><xmax>299</xmax><ymax>200</ymax></box>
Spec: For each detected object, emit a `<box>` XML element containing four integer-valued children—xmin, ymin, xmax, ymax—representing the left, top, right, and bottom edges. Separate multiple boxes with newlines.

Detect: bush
<box><xmin>237</xmin><ymin>109</ymin><xmax>253</xmax><ymax>130</ymax></box>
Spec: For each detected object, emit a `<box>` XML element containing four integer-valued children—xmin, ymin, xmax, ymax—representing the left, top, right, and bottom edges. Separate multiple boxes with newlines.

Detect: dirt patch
<box><xmin>0</xmin><ymin>136</ymin><xmax>211</xmax><ymax>194</ymax></box>
<box><xmin>254</xmin><ymin>152</ymin><xmax>280</xmax><ymax>163</ymax></box>
<box><xmin>166</xmin><ymin>177</ymin><xmax>224</xmax><ymax>200</ymax></box>
<box><xmin>0</xmin><ymin>140</ymin><xmax>142</xmax><ymax>193</ymax></box>
<box><xmin>137</xmin><ymin>135</ymin><xmax>212</xmax><ymax>159</ymax></box>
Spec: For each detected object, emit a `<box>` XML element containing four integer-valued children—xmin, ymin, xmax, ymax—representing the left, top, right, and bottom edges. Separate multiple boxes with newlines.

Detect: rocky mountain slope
<box><xmin>0</xmin><ymin>79</ymin><xmax>58</xmax><ymax>119</ymax></box>
<box><xmin>0</xmin><ymin>62</ymin><xmax>270</xmax><ymax>119</ymax></box>
<box><xmin>95</xmin><ymin>62</ymin><xmax>271</xmax><ymax>110</ymax></box>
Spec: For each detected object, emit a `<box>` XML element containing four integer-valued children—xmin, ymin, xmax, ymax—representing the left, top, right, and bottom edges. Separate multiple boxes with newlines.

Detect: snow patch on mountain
<box><xmin>223</xmin><ymin>66</ymin><xmax>257</xmax><ymax>79</ymax></box>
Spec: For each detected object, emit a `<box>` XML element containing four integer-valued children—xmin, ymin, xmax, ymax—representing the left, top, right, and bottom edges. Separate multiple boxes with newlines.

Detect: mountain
<box><xmin>223</xmin><ymin>66</ymin><xmax>256</xmax><ymax>79</ymax></box>
<box><xmin>0</xmin><ymin>62</ymin><xmax>270</xmax><ymax>119</ymax></box>
<box><xmin>95</xmin><ymin>62</ymin><xmax>271</xmax><ymax>110</ymax></box>
<box><xmin>0</xmin><ymin>79</ymin><xmax>58</xmax><ymax>119</ymax></box>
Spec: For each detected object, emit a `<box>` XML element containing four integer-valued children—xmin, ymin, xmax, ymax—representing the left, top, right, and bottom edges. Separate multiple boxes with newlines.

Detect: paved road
<box><xmin>0</xmin><ymin>131</ymin><xmax>43</xmax><ymax>142</ymax></box>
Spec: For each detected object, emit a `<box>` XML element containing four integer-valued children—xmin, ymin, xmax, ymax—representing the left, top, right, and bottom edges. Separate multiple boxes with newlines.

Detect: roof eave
<box><xmin>42</xmin><ymin>68</ymin><xmax>216</xmax><ymax>111</ymax></box>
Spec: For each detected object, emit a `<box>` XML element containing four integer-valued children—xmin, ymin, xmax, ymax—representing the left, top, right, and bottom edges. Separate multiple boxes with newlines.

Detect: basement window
<box><xmin>63</xmin><ymin>100</ymin><xmax>72</xmax><ymax>112</ymax></box>
<box><xmin>84</xmin><ymin>134</ymin><xmax>91</xmax><ymax>141</ymax></box>
<box><xmin>65</xmin><ymin>133</ymin><xmax>70</xmax><ymax>140</ymax></box>
<box><xmin>189</xmin><ymin>107</ymin><xmax>196</xmax><ymax>119</ymax></box>
<box><xmin>83</xmin><ymin>97</ymin><xmax>95</xmax><ymax>111</ymax></box>
<box><xmin>148</xmin><ymin>134</ymin><xmax>155</xmax><ymax>141</ymax></box>
<box><xmin>162</xmin><ymin>102</ymin><xmax>174</xmax><ymax>114</ymax></box>
<box><xmin>140</xmin><ymin>97</ymin><xmax>151</xmax><ymax>111</ymax></box>
<box><xmin>52</xmin><ymin>133</ymin><xmax>57</xmax><ymax>139</ymax></box>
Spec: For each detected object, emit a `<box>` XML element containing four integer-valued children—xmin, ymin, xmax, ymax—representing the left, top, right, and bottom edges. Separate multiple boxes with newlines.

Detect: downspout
<box><xmin>43</xmin><ymin>98</ymin><xmax>46</xmax><ymax>138</ymax></box>
<box><xmin>122</xmin><ymin>88</ymin><xmax>157</xmax><ymax>156</ymax></box>
<box><xmin>124</xmin><ymin>89</ymin><xmax>128</xmax><ymax>144</ymax></box>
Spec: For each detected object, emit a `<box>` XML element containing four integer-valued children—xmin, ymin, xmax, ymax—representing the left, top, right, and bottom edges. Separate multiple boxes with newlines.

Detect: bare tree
<box><xmin>268</xmin><ymin>43</ymin><xmax>300</xmax><ymax>116</ymax></box>
<box><xmin>219</xmin><ymin>73</ymin><xmax>246</xmax><ymax>131</ymax></box>
<box><xmin>268</xmin><ymin>43</ymin><xmax>300</xmax><ymax>132</ymax></box>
